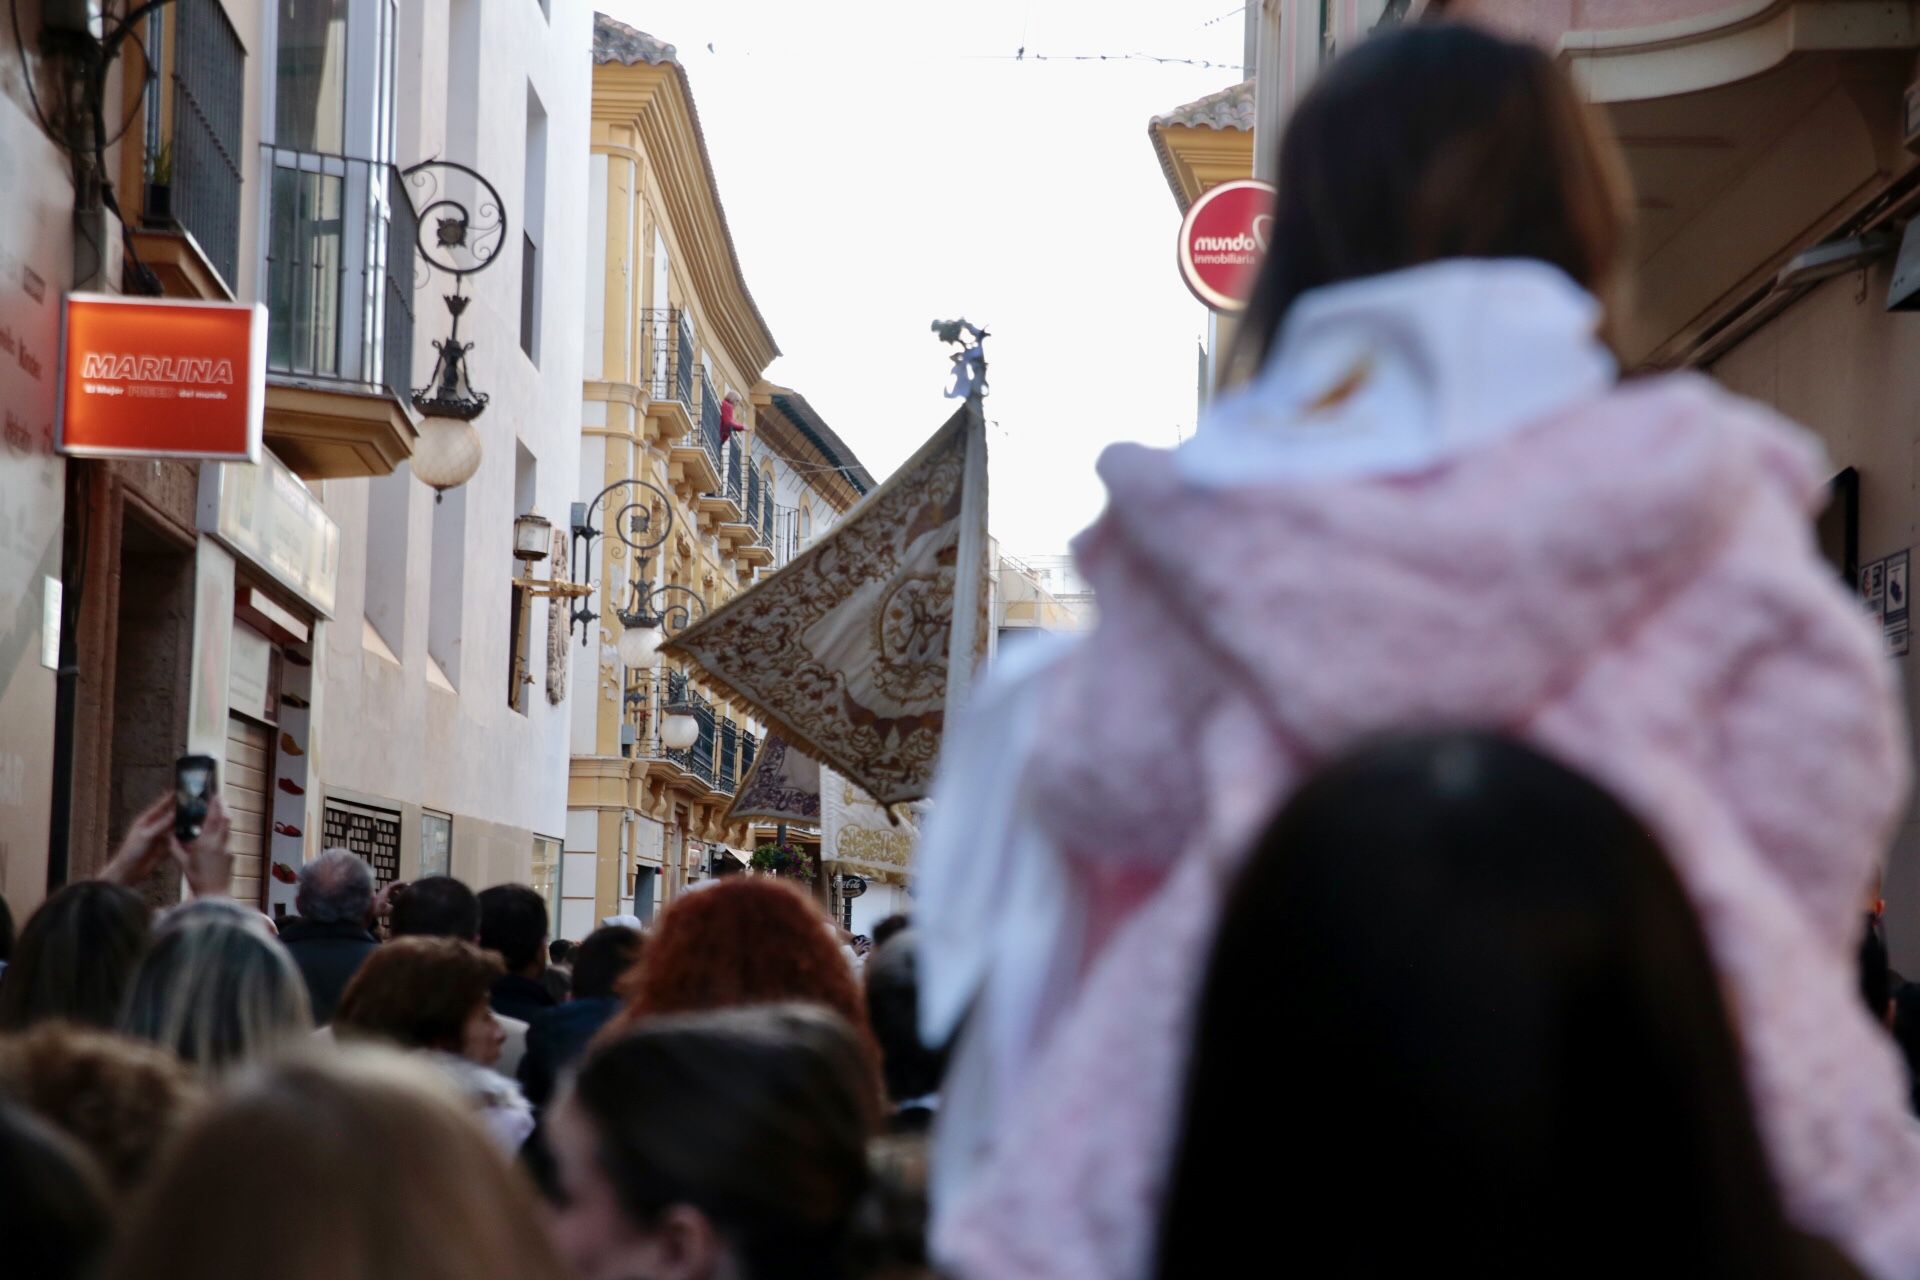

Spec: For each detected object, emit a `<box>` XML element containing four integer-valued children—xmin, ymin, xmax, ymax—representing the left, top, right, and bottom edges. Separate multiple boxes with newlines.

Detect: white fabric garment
<box><xmin>918</xmin><ymin>258</ymin><xmax>1619</xmax><ymax>1247</ymax></box>
<box><xmin>1177</xmin><ymin>257</ymin><xmax>1615</xmax><ymax>486</ymax></box>
<box><xmin>916</xmin><ymin>629</ymin><xmax>1083</xmax><ymax>1229</ymax></box>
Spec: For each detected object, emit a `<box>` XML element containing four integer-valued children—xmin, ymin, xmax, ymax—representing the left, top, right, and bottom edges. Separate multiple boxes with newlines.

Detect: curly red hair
<box><xmin>614</xmin><ymin>878</ymin><xmax>881</xmax><ymax>1089</ymax></box>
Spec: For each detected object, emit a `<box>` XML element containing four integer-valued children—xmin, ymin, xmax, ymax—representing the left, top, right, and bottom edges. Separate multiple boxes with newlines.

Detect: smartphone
<box><xmin>174</xmin><ymin>755</ymin><xmax>218</xmax><ymax>842</ymax></box>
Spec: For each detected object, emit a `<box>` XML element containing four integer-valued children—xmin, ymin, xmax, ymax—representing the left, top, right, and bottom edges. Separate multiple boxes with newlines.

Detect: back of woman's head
<box><xmin>119</xmin><ymin>914</ymin><xmax>312</xmax><ymax>1072</ymax></box>
<box><xmin>621</xmin><ymin>878</ymin><xmax>879</xmax><ymax>1075</ymax></box>
<box><xmin>334</xmin><ymin>935</ymin><xmax>501</xmax><ymax>1052</ymax></box>
<box><xmin>0</xmin><ymin>1021</ymin><xmax>204</xmax><ymax>1191</ymax></box>
<box><xmin>99</xmin><ymin>1047</ymin><xmax>568</xmax><ymax>1280</ymax></box>
<box><xmin>1157</xmin><ymin>732</ymin><xmax>1804</xmax><ymax>1279</ymax></box>
<box><xmin>568</xmin><ymin>1004</ymin><xmax>877</xmax><ymax>1279</ymax></box>
<box><xmin>0</xmin><ymin>881</ymin><xmax>150</xmax><ymax>1031</ymax></box>
<box><xmin>1234</xmin><ymin>21</ymin><xmax>1629</xmax><ymax>374</ymax></box>
<box><xmin>0</xmin><ymin>1099</ymin><xmax>111</xmax><ymax>1280</ymax></box>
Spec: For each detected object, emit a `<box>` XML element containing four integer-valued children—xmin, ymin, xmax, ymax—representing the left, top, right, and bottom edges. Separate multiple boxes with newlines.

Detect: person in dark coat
<box><xmin>276</xmin><ymin>850</ymin><xmax>378</xmax><ymax>1024</ymax></box>
<box><xmin>518</xmin><ymin>924</ymin><xmax>642</xmax><ymax>1110</ymax></box>
<box><xmin>478</xmin><ymin>885</ymin><xmax>558</xmax><ymax>1024</ymax></box>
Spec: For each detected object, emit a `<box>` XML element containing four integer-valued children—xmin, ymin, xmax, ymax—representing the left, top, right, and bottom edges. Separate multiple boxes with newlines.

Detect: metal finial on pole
<box><xmin>933</xmin><ymin>318</ymin><xmax>989</xmax><ymax>402</ymax></box>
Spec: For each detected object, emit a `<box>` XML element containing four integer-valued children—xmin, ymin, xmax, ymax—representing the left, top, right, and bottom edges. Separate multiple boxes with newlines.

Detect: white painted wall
<box><xmin>317</xmin><ymin>0</ymin><xmax>594</xmax><ymax>887</ymax></box>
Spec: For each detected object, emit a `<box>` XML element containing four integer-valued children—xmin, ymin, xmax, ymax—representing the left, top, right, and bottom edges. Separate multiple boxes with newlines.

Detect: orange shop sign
<box><xmin>57</xmin><ymin>293</ymin><xmax>266</xmax><ymax>462</ymax></box>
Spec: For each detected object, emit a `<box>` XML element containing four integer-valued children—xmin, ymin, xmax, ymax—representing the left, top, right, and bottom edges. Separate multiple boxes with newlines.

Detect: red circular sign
<box><xmin>1177</xmin><ymin>179</ymin><xmax>1276</xmax><ymax>313</ymax></box>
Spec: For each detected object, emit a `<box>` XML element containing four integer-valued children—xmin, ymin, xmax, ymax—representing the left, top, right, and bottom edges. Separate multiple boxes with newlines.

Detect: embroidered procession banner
<box><xmin>821</xmin><ymin>766</ymin><xmax>917</xmax><ymax>888</ymax></box>
<box><xmin>662</xmin><ymin>401</ymin><xmax>990</xmax><ymax>807</ymax></box>
<box><xmin>725</xmin><ymin>733</ymin><xmax>821</xmax><ymax>827</ymax></box>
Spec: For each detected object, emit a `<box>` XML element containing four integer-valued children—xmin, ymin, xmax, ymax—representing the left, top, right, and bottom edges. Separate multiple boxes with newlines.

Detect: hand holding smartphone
<box><xmin>174</xmin><ymin>755</ymin><xmax>218</xmax><ymax>843</ymax></box>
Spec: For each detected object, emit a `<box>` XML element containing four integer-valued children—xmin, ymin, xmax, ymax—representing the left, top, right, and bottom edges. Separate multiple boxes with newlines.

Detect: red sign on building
<box><xmin>57</xmin><ymin>293</ymin><xmax>266</xmax><ymax>462</ymax></box>
<box><xmin>1176</xmin><ymin>179</ymin><xmax>1276</xmax><ymax>313</ymax></box>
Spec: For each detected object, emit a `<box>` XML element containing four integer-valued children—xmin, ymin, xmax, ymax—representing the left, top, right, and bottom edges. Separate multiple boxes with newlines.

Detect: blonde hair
<box><xmin>117</xmin><ymin>915</ymin><xmax>313</xmax><ymax>1074</ymax></box>
<box><xmin>99</xmin><ymin>1048</ymin><xmax>570</xmax><ymax>1280</ymax></box>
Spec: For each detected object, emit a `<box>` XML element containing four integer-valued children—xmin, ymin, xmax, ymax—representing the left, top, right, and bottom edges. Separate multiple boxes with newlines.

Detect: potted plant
<box><xmin>749</xmin><ymin>842</ymin><xmax>816</xmax><ymax>884</ymax></box>
<box><xmin>145</xmin><ymin>142</ymin><xmax>173</xmax><ymax>225</ymax></box>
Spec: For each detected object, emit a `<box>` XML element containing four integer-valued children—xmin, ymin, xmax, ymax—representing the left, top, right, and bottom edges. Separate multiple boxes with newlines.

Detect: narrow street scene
<box><xmin>8</xmin><ymin>1</ymin><xmax>1920</xmax><ymax>1277</ymax></box>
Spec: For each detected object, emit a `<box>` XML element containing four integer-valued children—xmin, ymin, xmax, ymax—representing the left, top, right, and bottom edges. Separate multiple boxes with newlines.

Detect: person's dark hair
<box><xmin>1157</xmin><ymin>732</ymin><xmax>1808</xmax><ymax>1279</ymax></box>
<box><xmin>1893</xmin><ymin>982</ymin><xmax>1920</xmax><ymax>1118</ymax></box>
<box><xmin>864</xmin><ymin>931</ymin><xmax>945</xmax><ymax>1109</ymax></box>
<box><xmin>870</xmin><ymin>914</ymin><xmax>911</xmax><ymax>951</ymax></box>
<box><xmin>569</xmin><ymin>925</ymin><xmax>643</xmax><ymax>1001</ymax></box>
<box><xmin>1231</xmin><ymin>22</ymin><xmax>1628</xmax><ymax>378</ymax></box>
<box><xmin>0</xmin><ymin>892</ymin><xmax>15</xmax><ymax>964</ymax></box>
<box><xmin>568</xmin><ymin>1005</ymin><xmax>877</xmax><ymax>1280</ymax></box>
<box><xmin>334</xmin><ymin>937</ymin><xmax>502</xmax><ymax>1053</ymax></box>
<box><xmin>478</xmin><ymin>884</ymin><xmax>549</xmax><ymax>974</ymax></box>
<box><xmin>1859</xmin><ymin>917</ymin><xmax>1891</xmax><ymax>1026</ymax></box>
<box><xmin>0</xmin><ymin>1100</ymin><xmax>112</xmax><ymax>1280</ymax></box>
<box><xmin>549</xmin><ymin>939</ymin><xmax>575</xmax><ymax>966</ymax></box>
<box><xmin>388</xmin><ymin>876</ymin><xmax>479</xmax><ymax>941</ymax></box>
<box><xmin>0</xmin><ymin>882</ymin><xmax>150</xmax><ymax>1032</ymax></box>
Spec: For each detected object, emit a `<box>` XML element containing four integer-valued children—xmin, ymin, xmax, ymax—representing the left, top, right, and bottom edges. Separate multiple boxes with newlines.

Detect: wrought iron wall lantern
<box><xmin>620</xmin><ymin>676</ymin><xmax>700</xmax><ymax>752</ymax></box>
<box><xmin>569</xmin><ymin>478</ymin><xmax>708</xmax><ymax>667</ymax></box>
<box><xmin>402</xmin><ymin>158</ymin><xmax>509</xmax><ymax>498</ymax></box>
<box><xmin>508</xmin><ymin>509</ymin><xmax>595</xmax><ymax>607</ymax></box>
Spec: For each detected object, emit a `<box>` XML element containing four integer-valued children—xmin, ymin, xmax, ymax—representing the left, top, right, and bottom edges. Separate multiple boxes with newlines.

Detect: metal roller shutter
<box><xmin>224</xmin><ymin>715</ymin><xmax>272</xmax><ymax>907</ymax></box>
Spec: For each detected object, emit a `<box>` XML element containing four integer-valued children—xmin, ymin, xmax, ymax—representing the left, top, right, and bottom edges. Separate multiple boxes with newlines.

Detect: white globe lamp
<box><xmin>661</xmin><ymin>712</ymin><xmax>699</xmax><ymax>751</ymax></box>
<box><xmin>618</xmin><ymin>621</ymin><xmax>662</xmax><ymax>668</ymax></box>
<box><xmin>412</xmin><ymin>417</ymin><xmax>483</xmax><ymax>495</ymax></box>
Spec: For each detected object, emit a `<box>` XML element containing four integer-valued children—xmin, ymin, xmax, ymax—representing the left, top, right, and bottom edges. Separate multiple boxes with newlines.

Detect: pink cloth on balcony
<box><xmin>925</xmin><ymin>261</ymin><xmax>1919</xmax><ymax>1279</ymax></box>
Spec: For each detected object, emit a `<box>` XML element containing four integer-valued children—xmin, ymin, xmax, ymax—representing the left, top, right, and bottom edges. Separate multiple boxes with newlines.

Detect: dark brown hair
<box><xmin>99</xmin><ymin>1049</ymin><xmax>570</xmax><ymax>1280</ymax></box>
<box><xmin>333</xmin><ymin>937</ymin><xmax>501</xmax><ymax>1053</ymax></box>
<box><xmin>1232</xmin><ymin>22</ymin><xmax>1629</xmax><ymax>378</ymax></box>
<box><xmin>1157</xmin><ymin>733</ymin><xmax>1807</xmax><ymax>1278</ymax></box>
<box><xmin>0</xmin><ymin>1023</ymin><xmax>206</xmax><ymax>1191</ymax></box>
<box><xmin>0</xmin><ymin>882</ymin><xmax>150</xmax><ymax>1032</ymax></box>
<box><xmin>569</xmin><ymin>1005</ymin><xmax>878</xmax><ymax>1280</ymax></box>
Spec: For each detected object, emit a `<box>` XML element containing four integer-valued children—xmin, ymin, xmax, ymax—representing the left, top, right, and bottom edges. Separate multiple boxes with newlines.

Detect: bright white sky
<box><xmin>598</xmin><ymin>0</ymin><xmax>1248</xmax><ymax>556</ymax></box>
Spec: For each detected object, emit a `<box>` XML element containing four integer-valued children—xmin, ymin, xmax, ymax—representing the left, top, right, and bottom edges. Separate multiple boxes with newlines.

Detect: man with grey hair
<box><xmin>278</xmin><ymin>848</ymin><xmax>379</xmax><ymax>1024</ymax></box>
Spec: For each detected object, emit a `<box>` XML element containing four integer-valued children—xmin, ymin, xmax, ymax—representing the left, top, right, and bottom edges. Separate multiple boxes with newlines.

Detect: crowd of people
<box><xmin>15</xmin><ymin>18</ymin><xmax>1920</xmax><ymax>1279</ymax></box>
<box><xmin>0</xmin><ymin>800</ymin><xmax>937</xmax><ymax>1280</ymax></box>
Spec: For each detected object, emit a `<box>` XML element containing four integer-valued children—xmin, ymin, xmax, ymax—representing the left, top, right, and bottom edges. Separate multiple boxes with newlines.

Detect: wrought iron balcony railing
<box><xmin>699</xmin><ymin>369</ymin><xmax>725</xmax><ymax>483</ymax></box>
<box><xmin>624</xmin><ymin>670</ymin><xmax>737</xmax><ymax>794</ymax></box>
<box><xmin>261</xmin><ymin>146</ymin><xmax>417</xmax><ymax>408</ymax></box>
<box><xmin>744</xmin><ymin>464</ymin><xmax>763</xmax><ymax>533</ymax></box>
<box><xmin>725</xmin><ymin>437</ymin><xmax>744</xmax><ymax>506</ymax></box>
<box><xmin>720</xmin><ymin>719</ymin><xmax>739</xmax><ymax>791</ymax></box>
<box><xmin>640</xmin><ymin>308</ymin><xmax>696</xmax><ymax>417</ymax></box>
<box><xmin>143</xmin><ymin>0</ymin><xmax>244</xmax><ymax>289</ymax></box>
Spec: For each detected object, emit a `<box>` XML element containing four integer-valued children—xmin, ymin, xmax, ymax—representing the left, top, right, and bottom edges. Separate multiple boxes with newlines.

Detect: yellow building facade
<box><xmin>562</xmin><ymin>16</ymin><xmax>872</xmax><ymax>934</ymax></box>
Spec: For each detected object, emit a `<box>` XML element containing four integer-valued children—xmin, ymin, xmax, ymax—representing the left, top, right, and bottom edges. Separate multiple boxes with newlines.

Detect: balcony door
<box><xmin>260</xmin><ymin>0</ymin><xmax>400</xmax><ymax>387</ymax></box>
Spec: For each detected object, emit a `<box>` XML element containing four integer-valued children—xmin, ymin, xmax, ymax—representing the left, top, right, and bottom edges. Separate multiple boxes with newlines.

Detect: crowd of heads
<box><xmin>0</xmin><ymin>811</ymin><xmax>938</xmax><ymax>1280</ymax></box>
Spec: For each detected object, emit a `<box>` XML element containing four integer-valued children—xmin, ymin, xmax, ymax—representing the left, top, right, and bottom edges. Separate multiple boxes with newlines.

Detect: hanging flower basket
<box><xmin>751</xmin><ymin>842</ymin><xmax>816</xmax><ymax>884</ymax></box>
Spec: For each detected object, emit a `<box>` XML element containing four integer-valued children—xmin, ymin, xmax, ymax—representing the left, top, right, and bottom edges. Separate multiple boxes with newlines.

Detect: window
<box><xmin>262</xmin><ymin>0</ymin><xmax>406</xmax><ymax>393</ymax></box>
<box><xmin>427</xmin><ymin>486</ymin><xmax>465</xmax><ymax>688</ymax></box>
<box><xmin>272</xmin><ymin>0</ymin><xmax>348</xmax><ymax>152</ymax></box>
<box><xmin>420</xmin><ymin>810</ymin><xmax>452</xmax><ymax>878</ymax></box>
<box><xmin>531</xmin><ymin>835</ymin><xmax>561</xmax><ymax>921</ymax></box>
<box><xmin>508</xmin><ymin>442</ymin><xmax>537</xmax><ymax>713</ymax></box>
<box><xmin>521</xmin><ymin>86</ymin><xmax>547</xmax><ymax>363</ymax></box>
<box><xmin>363</xmin><ymin>464</ymin><xmax>410</xmax><ymax>652</ymax></box>
<box><xmin>520</xmin><ymin>234</ymin><xmax>538</xmax><ymax>359</ymax></box>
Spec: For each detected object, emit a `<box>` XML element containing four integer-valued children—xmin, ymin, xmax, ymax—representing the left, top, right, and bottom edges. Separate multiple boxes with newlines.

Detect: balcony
<box><xmin>130</xmin><ymin>0</ymin><xmax>244</xmax><ymax>300</ymax></box>
<box><xmin>626</xmin><ymin>670</ymin><xmax>733</xmax><ymax>796</ymax></box>
<box><xmin>641</xmin><ymin>308</ymin><xmax>696</xmax><ymax>442</ymax></box>
<box><xmin>259</xmin><ymin>146</ymin><xmax>419</xmax><ymax>479</ymax></box>
<box><xmin>669</xmin><ymin>368</ymin><xmax>724</xmax><ymax>500</ymax></box>
<box><xmin>697</xmin><ymin>434</ymin><xmax>745</xmax><ymax>525</ymax></box>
